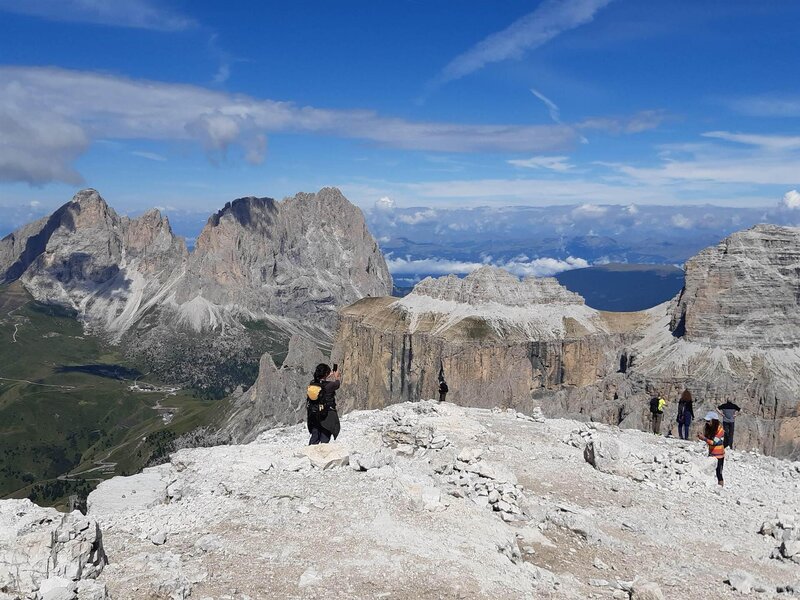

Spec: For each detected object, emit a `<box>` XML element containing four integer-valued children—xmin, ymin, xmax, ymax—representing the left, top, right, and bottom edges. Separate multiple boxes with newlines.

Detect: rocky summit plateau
<box><xmin>0</xmin><ymin>187</ymin><xmax>391</xmax><ymax>394</ymax></box>
<box><xmin>2</xmin><ymin>400</ymin><xmax>800</xmax><ymax>599</ymax></box>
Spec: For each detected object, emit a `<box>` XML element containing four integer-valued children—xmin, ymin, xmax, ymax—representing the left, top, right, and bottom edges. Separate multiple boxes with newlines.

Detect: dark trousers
<box><xmin>723</xmin><ymin>421</ymin><xmax>735</xmax><ymax>449</ymax></box>
<box><xmin>439</xmin><ymin>392</ymin><xmax>447</xmax><ymax>402</ymax></box>
<box><xmin>651</xmin><ymin>413</ymin><xmax>663</xmax><ymax>434</ymax></box>
<box><xmin>309</xmin><ymin>426</ymin><xmax>332</xmax><ymax>445</ymax></box>
<box><xmin>678</xmin><ymin>417</ymin><xmax>692</xmax><ymax>440</ymax></box>
<box><xmin>715</xmin><ymin>457</ymin><xmax>724</xmax><ymax>484</ymax></box>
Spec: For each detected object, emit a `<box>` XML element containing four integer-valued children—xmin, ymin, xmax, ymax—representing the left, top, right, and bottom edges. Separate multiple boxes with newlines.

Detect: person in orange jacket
<box><xmin>698</xmin><ymin>411</ymin><xmax>725</xmax><ymax>486</ymax></box>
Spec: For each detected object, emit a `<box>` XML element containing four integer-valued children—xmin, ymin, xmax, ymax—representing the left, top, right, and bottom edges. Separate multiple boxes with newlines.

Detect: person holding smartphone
<box><xmin>306</xmin><ymin>363</ymin><xmax>341</xmax><ymax>445</ymax></box>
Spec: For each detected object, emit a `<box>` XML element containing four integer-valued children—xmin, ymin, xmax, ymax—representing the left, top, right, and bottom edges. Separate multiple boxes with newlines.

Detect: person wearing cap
<box><xmin>698</xmin><ymin>411</ymin><xmax>725</xmax><ymax>486</ymax></box>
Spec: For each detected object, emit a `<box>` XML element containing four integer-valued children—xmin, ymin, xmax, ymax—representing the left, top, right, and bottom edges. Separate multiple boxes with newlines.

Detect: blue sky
<box><xmin>1</xmin><ymin>0</ymin><xmax>800</xmax><ymax>217</ymax></box>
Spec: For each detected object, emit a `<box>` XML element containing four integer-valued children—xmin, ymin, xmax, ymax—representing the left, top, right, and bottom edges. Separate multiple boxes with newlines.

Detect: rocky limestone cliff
<box><xmin>0</xmin><ymin>187</ymin><xmax>391</xmax><ymax>393</ymax></box>
<box><xmin>222</xmin><ymin>335</ymin><xmax>326</xmax><ymax>443</ymax></box>
<box><xmin>333</xmin><ymin>266</ymin><xmax>642</xmax><ymax>415</ymax></box>
<box><xmin>172</xmin><ymin>187</ymin><xmax>391</xmax><ymax>332</ymax></box>
<box><xmin>5</xmin><ymin>401</ymin><xmax>799</xmax><ymax>598</ymax></box>
<box><xmin>671</xmin><ymin>224</ymin><xmax>800</xmax><ymax>348</ymax></box>
<box><xmin>332</xmin><ymin>227</ymin><xmax>800</xmax><ymax>459</ymax></box>
<box><xmin>0</xmin><ymin>189</ymin><xmax>188</xmax><ymax>339</ymax></box>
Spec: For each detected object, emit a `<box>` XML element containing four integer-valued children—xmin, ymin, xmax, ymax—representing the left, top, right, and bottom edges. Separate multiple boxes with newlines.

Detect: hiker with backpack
<box><xmin>649</xmin><ymin>393</ymin><xmax>666</xmax><ymax>435</ymax></box>
<box><xmin>676</xmin><ymin>389</ymin><xmax>694</xmax><ymax>440</ymax></box>
<box><xmin>698</xmin><ymin>411</ymin><xmax>726</xmax><ymax>486</ymax></box>
<box><xmin>306</xmin><ymin>363</ymin><xmax>341</xmax><ymax>445</ymax></box>
<box><xmin>438</xmin><ymin>363</ymin><xmax>448</xmax><ymax>402</ymax></box>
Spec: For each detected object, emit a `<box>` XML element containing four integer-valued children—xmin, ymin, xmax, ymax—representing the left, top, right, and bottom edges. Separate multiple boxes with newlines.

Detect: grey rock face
<box><xmin>333</xmin><ymin>228</ymin><xmax>800</xmax><ymax>458</ymax></box>
<box><xmin>333</xmin><ymin>266</ymin><xmax>636</xmax><ymax>413</ymax></box>
<box><xmin>172</xmin><ymin>187</ymin><xmax>392</xmax><ymax>332</ymax></box>
<box><xmin>0</xmin><ymin>189</ymin><xmax>187</xmax><ymax>339</ymax></box>
<box><xmin>412</xmin><ymin>266</ymin><xmax>584</xmax><ymax>306</ymax></box>
<box><xmin>223</xmin><ymin>334</ymin><xmax>326</xmax><ymax>443</ymax></box>
<box><xmin>0</xmin><ymin>499</ymin><xmax>106</xmax><ymax>597</ymax></box>
<box><xmin>672</xmin><ymin>224</ymin><xmax>800</xmax><ymax>348</ymax></box>
<box><xmin>0</xmin><ymin>187</ymin><xmax>390</xmax><ymax>391</ymax></box>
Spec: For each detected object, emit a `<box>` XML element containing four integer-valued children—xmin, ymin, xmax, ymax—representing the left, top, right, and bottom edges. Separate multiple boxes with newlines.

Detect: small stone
<box><xmin>589</xmin><ymin>579</ymin><xmax>609</xmax><ymax>587</ymax></box>
<box><xmin>150</xmin><ymin>530</ymin><xmax>167</xmax><ymax>545</ymax></box>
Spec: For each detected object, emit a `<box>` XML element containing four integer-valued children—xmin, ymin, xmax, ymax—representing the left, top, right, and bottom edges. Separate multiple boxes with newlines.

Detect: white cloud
<box><xmin>508</xmin><ymin>155</ymin><xmax>574</xmax><ymax>171</ymax></box>
<box><xmin>572</xmin><ymin>203</ymin><xmax>608</xmax><ymax>217</ymax></box>
<box><xmin>625</xmin><ymin>204</ymin><xmax>638</xmax><ymax>215</ymax></box>
<box><xmin>0</xmin><ymin>66</ymin><xmax>581</xmax><ymax>185</ymax></box>
<box><xmin>702</xmin><ymin>131</ymin><xmax>800</xmax><ymax>151</ymax></box>
<box><xmin>671</xmin><ymin>214</ymin><xmax>692</xmax><ymax>229</ymax></box>
<box><xmin>132</xmin><ymin>150</ymin><xmax>167</xmax><ymax>162</ymax></box>
<box><xmin>397</xmin><ymin>209</ymin><xmax>437</xmax><ymax>225</ymax></box>
<box><xmin>438</xmin><ymin>0</ymin><xmax>614</xmax><ymax>83</ymax></box>
<box><xmin>374</xmin><ymin>196</ymin><xmax>396</xmax><ymax>211</ymax></box>
<box><xmin>386</xmin><ymin>255</ymin><xmax>589</xmax><ymax>278</ymax></box>
<box><xmin>783</xmin><ymin>190</ymin><xmax>800</xmax><ymax>210</ymax></box>
<box><xmin>0</xmin><ymin>0</ymin><xmax>196</xmax><ymax>31</ymax></box>
<box><xmin>577</xmin><ymin>110</ymin><xmax>667</xmax><ymax>134</ymax></box>
<box><xmin>531</xmin><ymin>89</ymin><xmax>561</xmax><ymax>123</ymax></box>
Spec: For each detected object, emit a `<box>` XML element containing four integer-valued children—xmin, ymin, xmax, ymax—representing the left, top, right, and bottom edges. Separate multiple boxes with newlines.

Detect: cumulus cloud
<box><xmin>671</xmin><ymin>214</ymin><xmax>692</xmax><ymax>229</ymax></box>
<box><xmin>438</xmin><ymin>0</ymin><xmax>614</xmax><ymax>83</ymax></box>
<box><xmin>508</xmin><ymin>155</ymin><xmax>574</xmax><ymax>171</ymax></box>
<box><xmin>374</xmin><ymin>196</ymin><xmax>396</xmax><ymax>211</ymax></box>
<box><xmin>783</xmin><ymin>189</ymin><xmax>800</xmax><ymax>210</ymax></box>
<box><xmin>386</xmin><ymin>255</ymin><xmax>589</xmax><ymax>278</ymax></box>
<box><xmin>572</xmin><ymin>203</ymin><xmax>608</xmax><ymax>217</ymax></box>
<box><xmin>0</xmin><ymin>66</ymin><xmax>582</xmax><ymax>185</ymax></box>
<box><xmin>0</xmin><ymin>0</ymin><xmax>196</xmax><ymax>31</ymax></box>
<box><xmin>396</xmin><ymin>209</ymin><xmax>438</xmax><ymax>226</ymax></box>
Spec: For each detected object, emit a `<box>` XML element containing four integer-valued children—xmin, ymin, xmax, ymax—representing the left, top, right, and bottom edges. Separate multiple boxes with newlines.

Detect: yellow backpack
<box><xmin>307</xmin><ymin>383</ymin><xmax>323</xmax><ymax>402</ymax></box>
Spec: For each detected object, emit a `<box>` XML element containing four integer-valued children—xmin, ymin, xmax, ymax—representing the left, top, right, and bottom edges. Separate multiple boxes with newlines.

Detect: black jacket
<box><xmin>307</xmin><ymin>379</ymin><xmax>341</xmax><ymax>438</ymax></box>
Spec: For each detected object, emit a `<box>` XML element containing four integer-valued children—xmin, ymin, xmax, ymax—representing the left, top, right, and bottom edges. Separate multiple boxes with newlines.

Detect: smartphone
<box><xmin>333</xmin><ymin>363</ymin><xmax>338</xmax><ymax>373</ymax></box>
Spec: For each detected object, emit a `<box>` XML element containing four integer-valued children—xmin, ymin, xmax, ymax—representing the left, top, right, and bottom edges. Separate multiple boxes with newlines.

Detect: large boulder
<box><xmin>0</xmin><ymin>500</ymin><xmax>106</xmax><ymax>597</ymax></box>
<box><xmin>301</xmin><ymin>443</ymin><xmax>350</xmax><ymax>469</ymax></box>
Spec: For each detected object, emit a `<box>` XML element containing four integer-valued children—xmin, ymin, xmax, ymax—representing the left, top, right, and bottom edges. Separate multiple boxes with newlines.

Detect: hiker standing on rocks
<box><xmin>649</xmin><ymin>393</ymin><xmax>666</xmax><ymax>434</ymax></box>
<box><xmin>676</xmin><ymin>390</ymin><xmax>694</xmax><ymax>440</ymax></box>
<box><xmin>306</xmin><ymin>363</ymin><xmax>341</xmax><ymax>445</ymax></box>
<box><xmin>717</xmin><ymin>399</ymin><xmax>741</xmax><ymax>449</ymax></box>
<box><xmin>698</xmin><ymin>411</ymin><xmax>725</xmax><ymax>486</ymax></box>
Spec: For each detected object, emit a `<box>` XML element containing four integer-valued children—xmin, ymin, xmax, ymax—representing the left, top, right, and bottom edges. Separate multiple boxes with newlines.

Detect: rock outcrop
<box><xmin>333</xmin><ymin>227</ymin><xmax>800</xmax><ymax>459</ymax></box>
<box><xmin>222</xmin><ymin>334</ymin><xmax>326</xmax><ymax>443</ymax></box>
<box><xmin>0</xmin><ymin>499</ymin><xmax>107</xmax><ymax>598</ymax></box>
<box><xmin>333</xmin><ymin>266</ymin><xmax>645</xmax><ymax>413</ymax></box>
<box><xmin>0</xmin><ymin>187</ymin><xmax>391</xmax><ymax>393</ymax></box>
<box><xmin>3</xmin><ymin>400</ymin><xmax>796</xmax><ymax>598</ymax></box>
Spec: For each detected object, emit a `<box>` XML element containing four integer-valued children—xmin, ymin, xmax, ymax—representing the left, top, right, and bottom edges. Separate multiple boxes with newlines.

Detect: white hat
<box><xmin>704</xmin><ymin>411</ymin><xmax>719</xmax><ymax>421</ymax></box>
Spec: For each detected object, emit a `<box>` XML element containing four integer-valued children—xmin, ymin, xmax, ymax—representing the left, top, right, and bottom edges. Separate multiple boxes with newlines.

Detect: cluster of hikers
<box><xmin>649</xmin><ymin>389</ymin><xmax>741</xmax><ymax>486</ymax></box>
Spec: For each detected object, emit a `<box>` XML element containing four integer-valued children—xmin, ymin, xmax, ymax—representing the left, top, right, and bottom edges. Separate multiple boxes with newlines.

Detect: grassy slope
<box><xmin>0</xmin><ymin>282</ymin><xmax>222</xmax><ymax>508</ymax></box>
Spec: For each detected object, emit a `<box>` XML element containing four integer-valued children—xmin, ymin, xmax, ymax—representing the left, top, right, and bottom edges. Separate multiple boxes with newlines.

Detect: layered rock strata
<box><xmin>332</xmin><ymin>227</ymin><xmax>800</xmax><ymax>458</ymax></box>
<box><xmin>333</xmin><ymin>266</ymin><xmax>643</xmax><ymax>414</ymax></box>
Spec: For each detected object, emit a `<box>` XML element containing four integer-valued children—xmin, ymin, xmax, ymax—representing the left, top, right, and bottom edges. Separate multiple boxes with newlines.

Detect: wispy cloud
<box><xmin>0</xmin><ymin>0</ymin><xmax>196</xmax><ymax>32</ymax></box>
<box><xmin>508</xmin><ymin>155</ymin><xmax>574</xmax><ymax>171</ymax></box>
<box><xmin>702</xmin><ymin>131</ymin><xmax>800</xmax><ymax>151</ymax></box>
<box><xmin>0</xmin><ymin>66</ymin><xmax>583</xmax><ymax>185</ymax></box>
<box><xmin>577</xmin><ymin>110</ymin><xmax>667</xmax><ymax>134</ymax></box>
<box><xmin>132</xmin><ymin>150</ymin><xmax>167</xmax><ymax>162</ymax></box>
<box><xmin>438</xmin><ymin>0</ymin><xmax>615</xmax><ymax>84</ymax></box>
<box><xmin>730</xmin><ymin>95</ymin><xmax>800</xmax><ymax>117</ymax></box>
<box><xmin>531</xmin><ymin>88</ymin><xmax>562</xmax><ymax>123</ymax></box>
